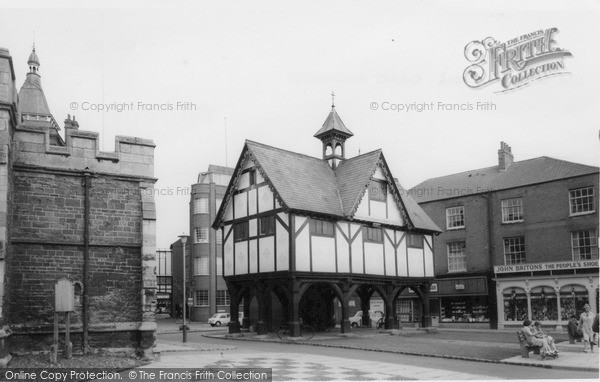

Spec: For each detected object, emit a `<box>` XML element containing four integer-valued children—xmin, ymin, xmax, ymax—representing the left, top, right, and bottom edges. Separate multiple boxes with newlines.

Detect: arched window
<box><xmin>325</xmin><ymin>144</ymin><xmax>333</xmax><ymax>156</ymax></box>
<box><xmin>334</xmin><ymin>143</ymin><xmax>343</xmax><ymax>156</ymax></box>
<box><xmin>530</xmin><ymin>286</ymin><xmax>557</xmax><ymax>321</ymax></box>
<box><xmin>559</xmin><ymin>284</ymin><xmax>588</xmax><ymax>320</ymax></box>
<box><xmin>502</xmin><ymin>287</ymin><xmax>528</xmax><ymax>322</ymax></box>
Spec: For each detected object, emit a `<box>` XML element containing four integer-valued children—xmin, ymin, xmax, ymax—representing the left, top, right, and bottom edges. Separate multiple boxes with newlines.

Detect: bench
<box><xmin>517</xmin><ymin>331</ymin><xmax>541</xmax><ymax>358</ymax></box>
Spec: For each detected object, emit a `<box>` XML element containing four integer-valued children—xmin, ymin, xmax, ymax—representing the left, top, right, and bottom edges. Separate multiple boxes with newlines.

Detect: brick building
<box><xmin>410</xmin><ymin>142</ymin><xmax>599</xmax><ymax>329</ymax></box>
<box><xmin>0</xmin><ymin>47</ymin><xmax>157</xmax><ymax>356</ymax></box>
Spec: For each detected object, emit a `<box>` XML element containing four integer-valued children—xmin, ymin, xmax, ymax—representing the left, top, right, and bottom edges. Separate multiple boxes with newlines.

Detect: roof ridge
<box><xmin>245</xmin><ymin>139</ymin><xmax>329</xmax><ymax>163</ymax></box>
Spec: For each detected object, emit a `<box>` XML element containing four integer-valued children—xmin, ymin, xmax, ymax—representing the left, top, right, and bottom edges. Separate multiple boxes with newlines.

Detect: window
<box><xmin>569</xmin><ymin>187</ymin><xmax>595</xmax><ymax>215</ymax></box>
<box><xmin>364</xmin><ymin>227</ymin><xmax>383</xmax><ymax>243</ymax></box>
<box><xmin>234</xmin><ymin>221</ymin><xmax>249</xmax><ymax>241</ymax></box>
<box><xmin>447</xmin><ymin>242</ymin><xmax>466</xmax><ymax>272</ymax></box>
<box><xmin>249</xmin><ymin>169</ymin><xmax>256</xmax><ymax>186</ymax></box>
<box><xmin>195</xmin><ymin>290</ymin><xmax>209</xmax><ymax>306</ymax></box>
<box><xmin>259</xmin><ymin>215</ymin><xmax>275</xmax><ymax>236</ymax></box>
<box><xmin>156</xmin><ymin>276</ymin><xmax>172</xmax><ymax>293</ymax></box>
<box><xmin>501</xmin><ymin>198</ymin><xmax>523</xmax><ymax>223</ymax></box>
<box><xmin>504</xmin><ymin>237</ymin><xmax>526</xmax><ymax>264</ymax></box>
<box><xmin>194</xmin><ymin>257</ymin><xmax>209</xmax><ymax>275</ymax></box>
<box><xmin>216</xmin><ymin>290</ymin><xmax>230</xmax><ymax>306</ymax></box>
<box><xmin>446</xmin><ymin>206</ymin><xmax>465</xmax><ymax>229</ymax></box>
<box><xmin>310</xmin><ymin>219</ymin><xmax>334</xmax><ymax>237</ymax></box>
<box><xmin>369</xmin><ymin>181</ymin><xmax>387</xmax><ymax>202</ymax></box>
<box><xmin>407</xmin><ymin>234</ymin><xmax>423</xmax><ymax>248</ymax></box>
<box><xmin>193</xmin><ymin>197</ymin><xmax>209</xmax><ymax>214</ymax></box>
<box><xmin>194</xmin><ymin>227</ymin><xmax>209</xmax><ymax>243</ymax></box>
<box><xmin>571</xmin><ymin>230</ymin><xmax>598</xmax><ymax>260</ymax></box>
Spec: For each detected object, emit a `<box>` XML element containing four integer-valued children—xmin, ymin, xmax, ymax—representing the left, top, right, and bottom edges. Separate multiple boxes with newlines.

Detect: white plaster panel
<box><xmin>424</xmin><ymin>242</ymin><xmax>434</xmax><ymax>277</ymax></box>
<box><xmin>248</xmin><ymin>188</ymin><xmax>257</xmax><ymax>216</ymax></box>
<box><xmin>295</xmin><ymin>216</ymin><xmax>307</xmax><ymax>233</ymax></box>
<box><xmin>384</xmin><ymin>232</ymin><xmax>396</xmax><ymax>276</ymax></box>
<box><xmin>243</xmin><ymin>160</ymin><xmax>254</xmax><ymax>170</ymax></box>
<box><xmin>224</xmin><ymin>202</ymin><xmax>234</xmax><ymax>221</ymax></box>
<box><xmin>407</xmin><ymin>248</ymin><xmax>425</xmax><ymax>277</ymax></box>
<box><xmin>259</xmin><ymin>236</ymin><xmax>275</xmax><ymax>272</ymax></box>
<box><xmin>249</xmin><ymin>218</ymin><xmax>257</xmax><ymax>237</ymax></box>
<box><xmin>397</xmin><ymin>238</ymin><xmax>408</xmax><ymax>276</ymax></box>
<box><xmin>278</xmin><ymin>212</ymin><xmax>287</xmax><ymax>222</ymax></box>
<box><xmin>295</xmin><ymin>227</ymin><xmax>310</xmax><ymax>271</ymax></box>
<box><xmin>258</xmin><ymin>186</ymin><xmax>274</xmax><ymax>213</ymax></box>
<box><xmin>351</xmin><ymin>231</ymin><xmax>364</xmax><ymax>274</ymax></box>
<box><xmin>364</xmin><ymin>242</ymin><xmax>384</xmax><ymax>275</ymax></box>
<box><xmin>256</xmin><ymin>171</ymin><xmax>264</xmax><ymax>183</ymax></box>
<box><xmin>239</xmin><ymin>172</ymin><xmax>249</xmax><ymax>189</ymax></box>
<box><xmin>249</xmin><ymin>239</ymin><xmax>258</xmax><ymax>273</ymax></box>
<box><xmin>224</xmin><ymin>233</ymin><xmax>234</xmax><ymax>276</ymax></box>
<box><xmin>373</xmin><ymin>167</ymin><xmax>386</xmax><ymax>180</ymax></box>
<box><xmin>234</xmin><ymin>192</ymin><xmax>247</xmax><ymax>219</ymax></box>
<box><xmin>336</xmin><ymin>227</ymin><xmax>350</xmax><ymax>273</ymax></box>
<box><xmin>370</xmin><ymin>201</ymin><xmax>386</xmax><ymax>219</ymax></box>
<box><xmin>311</xmin><ymin>236</ymin><xmax>336</xmax><ymax>273</ymax></box>
<box><xmin>235</xmin><ymin>241</ymin><xmax>248</xmax><ymax>275</ymax></box>
<box><xmin>350</xmin><ymin>223</ymin><xmax>362</xmax><ymax>238</ymax></box>
<box><xmin>386</xmin><ymin>193</ymin><xmax>404</xmax><ymax>225</ymax></box>
<box><xmin>223</xmin><ymin>225</ymin><xmax>232</xmax><ymax>241</ymax></box>
<box><xmin>354</xmin><ymin>197</ymin><xmax>369</xmax><ymax>220</ymax></box>
<box><xmin>276</xmin><ymin>220</ymin><xmax>289</xmax><ymax>271</ymax></box>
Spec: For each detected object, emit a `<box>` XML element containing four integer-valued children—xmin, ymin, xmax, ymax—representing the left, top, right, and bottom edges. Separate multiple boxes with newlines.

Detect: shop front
<box><xmin>494</xmin><ymin>260</ymin><xmax>599</xmax><ymax>330</ymax></box>
<box><xmin>396</xmin><ymin>275</ymin><xmax>493</xmax><ymax>328</ymax></box>
<box><xmin>435</xmin><ymin>276</ymin><xmax>493</xmax><ymax>329</ymax></box>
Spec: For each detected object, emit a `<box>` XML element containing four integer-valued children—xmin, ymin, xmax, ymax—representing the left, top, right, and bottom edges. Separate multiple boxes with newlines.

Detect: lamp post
<box><xmin>179</xmin><ymin>234</ymin><xmax>188</xmax><ymax>343</ymax></box>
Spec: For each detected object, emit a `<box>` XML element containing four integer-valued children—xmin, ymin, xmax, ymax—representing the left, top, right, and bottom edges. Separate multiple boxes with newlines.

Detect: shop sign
<box><xmin>455</xmin><ymin>282</ymin><xmax>465</xmax><ymax>290</ymax></box>
<box><xmin>494</xmin><ymin>260</ymin><xmax>599</xmax><ymax>274</ymax></box>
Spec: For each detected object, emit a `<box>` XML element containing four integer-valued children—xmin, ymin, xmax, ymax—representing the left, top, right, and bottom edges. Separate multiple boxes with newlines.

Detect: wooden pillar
<box><xmin>288</xmin><ymin>280</ymin><xmax>301</xmax><ymax>337</ymax></box>
<box><xmin>242</xmin><ymin>295</ymin><xmax>251</xmax><ymax>329</ymax></box>
<box><xmin>227</xmin><ymin>283</ymin><xmax>240</xmax><ymax>334</ymax></box>
<box><xmin>340</xmin><ymin>282</ymin><xmax>351</xmax><ymax>334</ymax></box>
<box><xmin>421</xmin><ymin>282</ymin><xmax>432</xmax><ymax>328</ymax></box>
<box><xmin>256</xmin><ymin>283</ymin><xmax>268</xmax><ymax>335</ymax></box>
<box><xmin>384</xmin><ymin>295</ymin><xmax>394</xmax><ymax>329</ymax></box>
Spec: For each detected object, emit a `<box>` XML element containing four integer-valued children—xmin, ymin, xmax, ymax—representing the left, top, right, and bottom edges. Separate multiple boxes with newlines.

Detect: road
<box><xmin>158</xmin><ymin>331</ymin><xmax>598</xmax><ymax>380</ymax></box>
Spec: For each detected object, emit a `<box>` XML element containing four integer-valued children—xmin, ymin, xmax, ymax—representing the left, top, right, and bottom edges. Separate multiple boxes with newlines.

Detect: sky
<box><xmin>1</xmin><ymin>0</ymin><xmax>599</xmax><ymax>249</ymax></box>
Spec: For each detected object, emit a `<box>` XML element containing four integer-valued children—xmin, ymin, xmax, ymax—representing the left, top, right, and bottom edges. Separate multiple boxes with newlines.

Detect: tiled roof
<box><xmin>244</xmin><ymin>140</ymin><xmax>440</xmax><ymax>232</ymax></box>
<box><xmin>313</xmin><ymin>107</ymin><xmax>354</xmax><ymax>138</ymax></box>
<box><xmin>412</xmin><ymin>156</ymin><xmax>599</xmax><ymax>203</ymax></box>
<box><xmin>207</xmin><ymin>164</ymin><xmax>234</xmax><ymax>175</ymax></box>
<box><xmin>335</xmin><ymin>149</ymin><xmax>381</xmax><ymax>214</ymax></box>
<box><xmin>19</xmin><ymin>73</ymin><xmax>52</xmax><ymax>117</ymax></box>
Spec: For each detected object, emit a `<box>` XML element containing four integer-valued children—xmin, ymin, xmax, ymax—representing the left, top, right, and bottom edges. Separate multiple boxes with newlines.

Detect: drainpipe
<box><xmin>486</xmin><ymin>190</ymin><xmax>498</xmax><ymax>329</ymax></box>
<box><xmin>82</xmin><ymin>168</ymin><xmax>91</xmax><ymax>354</ymax></box>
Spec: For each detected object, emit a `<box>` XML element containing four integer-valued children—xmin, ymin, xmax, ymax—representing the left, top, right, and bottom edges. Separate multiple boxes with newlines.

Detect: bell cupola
<box><xmin>314</xmin><ymin>93</ymin><xmax>353</xmax><ymax>169</ymax></box>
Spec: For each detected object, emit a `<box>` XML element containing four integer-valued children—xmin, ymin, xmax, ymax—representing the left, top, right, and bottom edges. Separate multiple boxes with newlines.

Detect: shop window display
<box><xmin>503</xmin><ymin>287</ymin><xmax>528</xmax><ymax>321</ymax></box>
<box><xmin>559</xmin><ymin>284</ymin><xmax>588</xmax><ymax>320</ymax></box>
<box><xmin>440</xmin><ymin>296</ymin><xmax>490</xmax><ymax>322</ymax></box>
<box><xmin>530</xmin><ymin>286</ymin><xmax>558</xmax><ymax>321</ymax></box>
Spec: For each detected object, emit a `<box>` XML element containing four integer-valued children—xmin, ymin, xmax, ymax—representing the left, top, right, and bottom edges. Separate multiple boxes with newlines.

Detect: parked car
<box><xmin>208</xmin><ymin>313</ymin><xmax>230</xmax><ymax>327</ymax></box>
<box><xmin>349</xmin><ymin>311</ymin><xmax>384</xmax><ymax>328</ymax></box>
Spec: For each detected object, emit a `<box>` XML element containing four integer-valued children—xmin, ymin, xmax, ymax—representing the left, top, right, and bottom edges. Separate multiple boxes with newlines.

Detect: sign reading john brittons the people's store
<box><xmin>494</xmin><ymin>260</ymin><xmax>599</xmax><ymax>274</ymax></box>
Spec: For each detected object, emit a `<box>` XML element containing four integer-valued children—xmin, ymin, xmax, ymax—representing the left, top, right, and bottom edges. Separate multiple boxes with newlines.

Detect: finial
<box><xmin>331</xmin><ymin>91</ymin><xmax>335</xmax><ymax>108</ymax></box>
<box><xmin>33</xmin><ymin>31</ymin><xmax>36</xmax><ymax>52</ymax></box>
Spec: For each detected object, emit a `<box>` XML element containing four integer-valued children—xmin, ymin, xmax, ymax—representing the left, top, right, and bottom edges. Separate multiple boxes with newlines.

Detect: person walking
<box><xmin>578</xmin><ymin>303</ymin><xmax>596</xmax><ymax>353</ymax></box>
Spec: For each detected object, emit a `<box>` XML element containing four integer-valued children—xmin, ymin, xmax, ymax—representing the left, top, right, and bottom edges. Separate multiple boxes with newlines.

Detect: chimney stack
<box><xmin>64</xmin><ymin>114</ymin><xmax>79</xmax><ymax>130</ymax></box>
<box><xmin>498</xmin><ymin>141</ymin><xmax>513</xmax><ymax>170</ymax></box>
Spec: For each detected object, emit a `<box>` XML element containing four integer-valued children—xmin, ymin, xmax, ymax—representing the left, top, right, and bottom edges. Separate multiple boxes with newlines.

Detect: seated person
<box><xmin>568</xmin><ymin>315</ymin><xmax>583</xmax><ymax>340</ymax></box>
<box><xmin>523</xmin><ymin>319</ymin><xmax>554</xmax><ymax>356</ymax></box>
<box><xmin>533</xmin><ymin>321</ymin><xmax>558</xmax><ymax>353</ymax></box>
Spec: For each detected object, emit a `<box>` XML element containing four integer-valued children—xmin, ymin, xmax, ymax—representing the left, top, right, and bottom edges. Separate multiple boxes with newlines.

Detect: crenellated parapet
<box><xmin>12</xmin><ymin>124</ymin><xmax>155</xmax><ymax>179</ymax></box>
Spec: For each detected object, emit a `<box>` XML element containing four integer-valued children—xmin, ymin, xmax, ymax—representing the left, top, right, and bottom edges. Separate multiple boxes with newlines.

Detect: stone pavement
<box><xmin>146</xmin><ymin>349</ymin><xmax>502</xmax><ymax>380</ymax></box>
<box><xmin>152</xmin><ymin>320</ymin><xmax>599</xmax><ymax>377</ymax></box>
